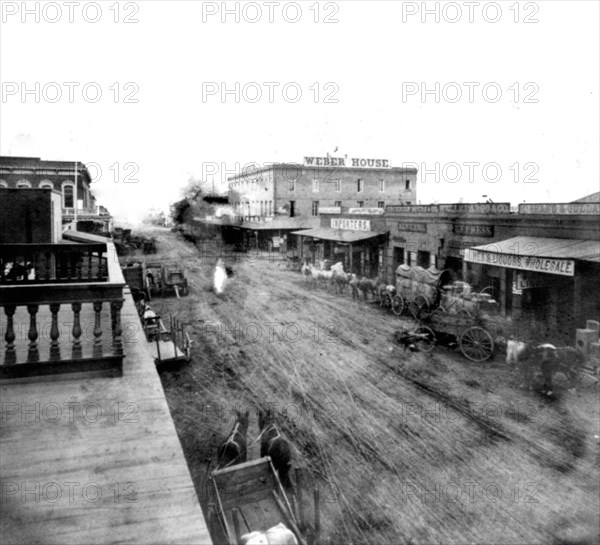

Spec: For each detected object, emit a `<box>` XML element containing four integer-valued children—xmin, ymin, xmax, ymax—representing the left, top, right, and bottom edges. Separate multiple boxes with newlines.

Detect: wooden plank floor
<box><xmin>0</xmin><ymin>288</ymin><xmax>212</xmax><ymax>544</ymax></box>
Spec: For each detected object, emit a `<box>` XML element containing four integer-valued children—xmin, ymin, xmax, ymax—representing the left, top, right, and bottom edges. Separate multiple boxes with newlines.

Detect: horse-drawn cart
<box><xmin>141</xmin><ymin>305</ymin><xmax>193</xmax><ymax>366</ymax></box>
<box><xmin>208</xmin><ymin>456</ymin><xmax>308</xmax><ymax>545</ymax></box>
<box><xmin>160</xmin><ymin>263</ymin><xmax>189</xmax><ymax>298</ymax></box>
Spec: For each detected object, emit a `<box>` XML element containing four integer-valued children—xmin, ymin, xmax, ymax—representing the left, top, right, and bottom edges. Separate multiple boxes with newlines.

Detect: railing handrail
<box><xmin>0</xmin><ymin>281</ymin><xmax>125</xmax><ymax>307</ymax></box>
<box><xmin>0</xmin><ymin>242</ymin><xmax>107</xmax><ymax>251</ymax></box>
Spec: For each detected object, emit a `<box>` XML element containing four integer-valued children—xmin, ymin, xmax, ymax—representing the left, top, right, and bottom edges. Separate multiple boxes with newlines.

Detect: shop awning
<box><xmin>291</xmin><ymin>227</ymin><xmax>384</xmax><ymax>243</ymax></box>
<box><xmin>463</xmin><ymin>236</ymin><xmax>600</xmax><ymax>276</ymax></box>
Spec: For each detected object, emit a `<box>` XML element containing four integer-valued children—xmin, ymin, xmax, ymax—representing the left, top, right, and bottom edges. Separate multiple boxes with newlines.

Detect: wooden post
<box><xmin>313</xmin><ymin>487</ymin><xmax>320</xmax><ymax>545</ymax></box>
<box><xmin>232</xmin><ymin>509</ymin><xmax>242</xmax><ymax>544</ymax></box>
<box><xmin>296</xmin><ymin>467</ymin><xmax>306</xmax><ymax>531</ymax></box>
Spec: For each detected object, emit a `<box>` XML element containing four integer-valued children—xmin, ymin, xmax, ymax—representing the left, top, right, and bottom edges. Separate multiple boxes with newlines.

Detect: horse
<box><xmin>307</xmin><ymin>264</ymin><xmax>323</xmax><ymax>289</ymax></box>
<box><xmin>216</xmin><ymin>409</ymin><xmax>249</xmax><ymax>469</ymax></box>
<box><xmin>506</xmin><ymin>340</ymin><xmax>560</xmax><ymax>394</ymax></box>
<box><xmin>258</xmin><ymin>408</ymin><xmax>293</xmax><ymax>490</ymax></box>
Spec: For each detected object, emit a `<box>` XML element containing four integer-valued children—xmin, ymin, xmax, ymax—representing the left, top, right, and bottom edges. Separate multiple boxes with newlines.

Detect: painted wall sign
<box><xmin>452</xmin><ymin>224</ymin><xmax>494</xmax><ymax>237</ymax></box>
<box><xmin>386</xmin><ymin>203</ymin><xmax>510</xmax><ymax>214</ymax></box>
<box><xmin>331</xmin><ymin>218</ymin><xmax>371</xmax><ymax>231</ymax></box>
<box><xmin>304</xmin><ymin>157</ymin><xmax>391</xmax><ymax>168</ymax></box>
<box><xmin>347</xmin><ymin>208</ymin><xmax>385</xmax><ymax>215</ymax></box>
<box><xmin>464</xmin><ymin>249</ymin><xmax>575</xmax><ymax>276</ymax></box>
<box><xmin>319</xmin><ymin>207</ymin><xmax>342</xmax><ymax>214</ymax></box>
<box><xmin>397</xmin><ymin>222</ymin><xmax>427</xmax><ymax>233</ymax></box>
<box><xmin>519</xmin><ymin>203</ymin><xmax>600</xmax><ymax>215</ymax></box>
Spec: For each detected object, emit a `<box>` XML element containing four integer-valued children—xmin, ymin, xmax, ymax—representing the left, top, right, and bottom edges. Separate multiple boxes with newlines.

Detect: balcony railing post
<box><xmin>72</xmin><ymin>302</ymin><xmax>83</xmax><ymax>359</ymax></box>
<box><xmin>93</xmin><ymin>301</ymin><xmax>103</xmax><ymax>357</ymax></box>
<box><xmin>49</xmin><ymin>303</ymin><xmax>61</xmax><ymax>361</ymax></box>
<box><xmin>27</xmin><ymin>304</ymin><xmax>39</xmax><ymax>362</ymax></box>
<box><xmin>4</xmin><ymin>305</ymin><xmax>17</xmax><ymax>364</ymax></box>
<box><xmin>111</xmin><ymin>300</ymin><xmax>124</xmax><ymax>356</ymax></box>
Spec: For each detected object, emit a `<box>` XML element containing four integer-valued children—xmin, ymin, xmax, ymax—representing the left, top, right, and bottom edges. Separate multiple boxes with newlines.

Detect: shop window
<box><xmin>417</xmin><ymin>251</ymin><xmax>430</xmax><ymax>268</ymax></box>
<box><xmin>334</xmin><ymin>201</ymin><xmax>342</xmax><ymax>207</ymax></box>
<box><xmin>312</xmin><ymin>201</ymin><xmax>319</xmax><ymax>216</ymax></box>
<box><xmin>357</xmin><ymin>201</ymin><xmax>364</xmax><ymax>208</ymax></box>
<box><xmin>378</xmin><ymin>201</ymin><xmax>384</xmax><ymax>208</ymax></box>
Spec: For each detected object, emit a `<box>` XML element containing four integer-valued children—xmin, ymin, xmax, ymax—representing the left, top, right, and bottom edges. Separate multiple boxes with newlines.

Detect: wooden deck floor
<box><xmin>0</xmin><ymin>288</ymin><xmax>212</xmax><ymax>544</ymax></box>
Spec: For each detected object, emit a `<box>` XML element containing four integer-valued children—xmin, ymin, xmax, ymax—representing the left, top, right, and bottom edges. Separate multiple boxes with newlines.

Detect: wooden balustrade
<box><xmin>0</xmin><ymin>243</ymin><xmax>108</xmax><ymax>284</ymax></box>
<box><xmin>0</xmin><ymin>240</ymin><xmax>125</xmax><ymax>380</ymax></box>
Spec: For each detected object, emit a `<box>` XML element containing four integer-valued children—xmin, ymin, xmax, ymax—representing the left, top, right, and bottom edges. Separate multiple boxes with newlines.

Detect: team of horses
<box><xmin>215</xmin><ymin>408</ymin><xmax>293</xmax><ymax>491</ymax></box>
<box><xmin>301</xmin><ymin>260</ymin><xmax>391</xmax><ymax>301</ymax></box>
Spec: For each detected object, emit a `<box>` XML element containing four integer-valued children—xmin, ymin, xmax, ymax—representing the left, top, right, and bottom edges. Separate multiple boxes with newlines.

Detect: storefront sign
<box><xmin>515</xmin><ymin>272</ymin><xmax>551</xmax><ymax>290</ymax></box>
<box><xmin>304</xmin><ymin>156</ymin><xmax>391</xmax><ymax>168</ymax></box>
<box><xmin>397</xmin><ymin>222</ymin><xmax>427</xmax><ymax>233</ymax></box>
<box><xmin>464</xmin><ymin>249</ymin><xmax>575</xmax><ymax>276</ymax></box>
<box><xmin>319</xmin><ymin>207</ymin><xmax>341</xmax><ymax>214</ymax></box>
<box><xmin>386</xmin><ymin>203</ymin><xmax>510</xmax><ymax>214</ymax></box>
<box><xmin>347</xmin><ymin>208</ymin><xmax>385</xmax><ymax>215</ymax></box>
<box><xmin>518</xmin><ymin>203</ymin><xmax>600</xmax><ymax>215</ymax></box>
<box><xmin>452</xmin><ymin>224</ymin><xmax>494</xmax><ymax>237</ymax></box>
<box><xmin>331</xmin><ymin>218</ymin><xmax>371</xmax><ymax>231</ymax></box>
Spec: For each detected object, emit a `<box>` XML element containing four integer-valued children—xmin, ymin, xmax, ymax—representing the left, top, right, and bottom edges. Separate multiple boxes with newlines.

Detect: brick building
<box><xmin>226</xmin><ymin>155</ymin><xmax>417</xmax><ymax>251</ymax></box>
<box><xmin>0</xmin><ymin>156</ymin><xmax>112</xmax><ymax>234</ymax></box>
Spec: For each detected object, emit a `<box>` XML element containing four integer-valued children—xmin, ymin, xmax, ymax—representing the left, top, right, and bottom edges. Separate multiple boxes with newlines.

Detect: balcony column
<box><xmin>4</xmin><ymin>305</ymin><xmax>17</xmax><ymax>364</ymax></box>
<box><xmin>49</xmin><ymin>303</ymin><xmax>61</xmax><ymax>361</ymax></box>
<box><xmin>27</xmin><ymin>304</ymin><xmax>39</xmax><ymax>362</ymax></box>
<box><xmin>93</xmin><ymin>301</ymin><xmax>103</xmax><ymax>357</ymax></box>
<box><xmin>111</xmin><ymin>300</ymin><xmax>124</xmax><ymax>356</ymax></box>
<box><xmin>72</xmin><ymin>302</ymin><xmax>83</xmax><ymax>359</ymax></box>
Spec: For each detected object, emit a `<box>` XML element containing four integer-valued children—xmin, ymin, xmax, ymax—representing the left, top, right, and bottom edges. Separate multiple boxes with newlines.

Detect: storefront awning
<box><xmin>291</xmin><ymin>227</ymin><xmax>384</xmax><ymax>243</ymax></box>
<box><xmin>463</xmin><ymin>236</ymin><xmax>600</xmax><ymax>276</ymax></box>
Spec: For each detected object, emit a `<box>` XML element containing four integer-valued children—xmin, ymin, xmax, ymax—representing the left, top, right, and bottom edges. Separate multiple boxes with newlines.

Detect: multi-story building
<box><xmin>0</xmin><ymin>156</ymin><xmax>112</xmax><ymax>233</ymax></box>
<box><xmin>226</xmin><ymin>155</ymin><xmax>417</xmax><ymax>251</ymax></box>
<box><xmin>228</xmin><ymin>155</ymin><xmax>417</xmax><ymax>221</ymax></box>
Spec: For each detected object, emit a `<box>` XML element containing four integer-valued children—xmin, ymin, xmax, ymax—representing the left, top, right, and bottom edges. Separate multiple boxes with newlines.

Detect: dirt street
<box><xmin>130</xmin><ymin>227</ymin><xmax>600</xmax><ymax>545</ymax></box>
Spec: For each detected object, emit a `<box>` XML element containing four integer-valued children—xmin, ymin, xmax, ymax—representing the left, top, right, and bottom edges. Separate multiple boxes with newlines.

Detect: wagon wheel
<box><xmin>459</xmin><ymin>326</ymin><xmax>494</xmax><ymax>362</ymax></box>
<box><xmin>413</xmin><ymin>326</ymin><xmax>436</xmax><ymax>352</ymax></box>
<box><xmin>410</xmin><ymin>295</ymin><xmax>430</xmax><ymax>320</ymax></box>
<box><xmin>391</xmin><ymin>294</ymin><xmax>404</xmax><ymax>316</ymax></box>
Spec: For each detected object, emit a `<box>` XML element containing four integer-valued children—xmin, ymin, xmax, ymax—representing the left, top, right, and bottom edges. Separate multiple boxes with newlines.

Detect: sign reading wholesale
<box><xmin>463</xmin><ymin>249</ymin><xmax>575</xmax><ymax>276</ymax></box>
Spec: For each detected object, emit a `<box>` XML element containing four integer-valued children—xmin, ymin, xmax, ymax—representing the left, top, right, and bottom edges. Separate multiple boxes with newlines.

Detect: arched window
<box><xmin>0</xmin><ymin>180</ymin><xmax>7</xmax><ymax>188</ymax></box>
<box><xmin>39</xmin><ymin>180</ymin><xmax>54</xmax><ymax>189</ymax></box>
<box><xmin>63</xmin><ymin>184</ymin><xmax>74</xmax><ymax>208</ymax></box>
<box><xmin>16</xmin><ymin>179</ymin><xmax>31</xmax><ymax>188</ymax></box>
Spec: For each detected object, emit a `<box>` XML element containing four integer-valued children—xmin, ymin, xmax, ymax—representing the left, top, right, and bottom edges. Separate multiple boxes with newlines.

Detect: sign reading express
<box><xmin>331</xmin><ymin>218</ymin><xmax>371</xmax><ymax>231</ymax></box>
<box><xmin>463</xmin><ymin>249</ymin><xmax>575</xmax><ymax>276</ymax></box>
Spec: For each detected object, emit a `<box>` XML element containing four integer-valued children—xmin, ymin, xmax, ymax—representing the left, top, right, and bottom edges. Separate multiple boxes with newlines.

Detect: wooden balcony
<box><xmin>0</xmin><ymin>239</ymin><xmax>125</xmax><ymax>380</ymax></box>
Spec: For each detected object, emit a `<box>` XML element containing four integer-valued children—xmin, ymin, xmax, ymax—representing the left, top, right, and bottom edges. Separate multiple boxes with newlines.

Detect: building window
<box><xmin>406</xmin><ymin>201</ymin><xmax>412</xmax><ymax>205</ymax></box>
<box><xmin>405</xmin><ymin>179</ymin><xmax>411</xmax><ymax>191</ymax></box>
<box><xmin>16</xmin><ymin>180</ymin><xmax>31</xmax><ymax>188</ymax></box>
<box><xmin>312</xmin><ymin>201</ymin><xmax>319</xmax><ymax>216</ymax></box>
<box><xmin>289</xmin><ymin>201</ymin><xmax>296</xmax><ymax>217</ymax></box>
<box><xmin>335</xmin><ymin>179</ymin><xmax>341</xmax><ymax>192</ymax></box>
<box><xmin>379</xmin><ymin>179</ymin><xmax>385</xmax><ymax>192</ymax></box>
<box><xmin>378</xmin><ymin>201</ymin><xmax>385</xmax><ymax>208</ymax></box>
<box><xmin>289</xmin><ymin>179</ymin><xmax>295</xmax><ymax>191</ymax></box>
<box><xmin>313</xmin><ymin>177</ymin><xmax>319</xmax><ymax>192</ymax></box>
<box><xmin>63</xmin><ymin>185</ymin><xmax>74</xmax><ymax>208</ymax></box>
<box><xmin>260</xmin><ymin>201</ymin><xmax>264</xmax><ymax>216</ymax></box>
<box><xmin>0</xmin><ymin>180</ymin><xmax>7</xmax><ymax>188</ymax></box>
<box><xmin>357</xmin><ymin>179</ymin><xmax>363</xmax><ymax>193</ymax></box>
<box><xmin>334</xmin><ymin>201</ymin><xmax>342</xmax><ymax>207</ymax></box>
<box><xmin>269</xmin><ymin>201</ymin><xmax>273</xmax><ymax>216</ymax></box>
<box><xmin>39</xmin><ymin>180</ymin><xmax>54</xmax><ymax>189</ymax></box>
<box><xmin>357</xmin><ymin>201</ymin><xmax>364</xmax><ymax>208</ymax></box>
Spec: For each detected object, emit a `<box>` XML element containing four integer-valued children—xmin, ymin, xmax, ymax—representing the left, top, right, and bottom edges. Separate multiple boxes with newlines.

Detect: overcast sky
<box><xmin>1</xmin><ymin>1</ymin><xmax>598</xmax><ymax>222</ymax></box>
